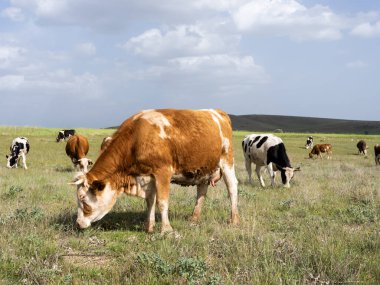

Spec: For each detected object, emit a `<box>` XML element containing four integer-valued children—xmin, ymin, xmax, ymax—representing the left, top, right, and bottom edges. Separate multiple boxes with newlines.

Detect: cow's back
<box><xmin>66</xmin><ymin>135</ymin><xmax>89</xmax><ymax>159</ymax></box>
<box><xmin>90</xmin><ymin>109</ymin><xmax>233</xmax><ymax>179</ymax></box>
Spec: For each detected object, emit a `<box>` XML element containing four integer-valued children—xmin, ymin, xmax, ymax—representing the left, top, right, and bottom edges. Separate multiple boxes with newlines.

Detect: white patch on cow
<box><xmin>140</xmin><ymin>110</ymin><xmax>171</xmax><ymax>139</ymax></box>
<box><xmin>210</xmin><ymin>111</ymin><xmax>230</xmax><ymax>154</ymax></box>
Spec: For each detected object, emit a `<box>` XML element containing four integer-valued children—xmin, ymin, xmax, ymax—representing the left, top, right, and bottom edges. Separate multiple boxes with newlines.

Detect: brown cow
<box><xmin>66</xmin><ymin>134</ymin><xmax>93</xmax><ymax>173</ymax></box>
<box><xmin>357</xmin><ymin>140</ymin><xmax>367</xmax><ymax>155</ymax></box>
<box><xmin>375</xmin><ymin>144</ymin><xmax>380</xmax><ymax>165</ymax></box>
<box><xmin>71</xmin><ymin>109</ymin><xmax>240</xmax><ymax>233</ymax></box>
<box><xmin>309</xmin><ymin>144</ymin><xmax>332</xmax><ymax>159</ymax></box>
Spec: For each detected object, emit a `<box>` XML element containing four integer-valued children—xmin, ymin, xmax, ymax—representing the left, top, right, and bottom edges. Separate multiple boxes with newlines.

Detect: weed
<box><xmin>3</xmin><ymin>185</ymin><xmax>24</xmax><ymax>198</ymax></box>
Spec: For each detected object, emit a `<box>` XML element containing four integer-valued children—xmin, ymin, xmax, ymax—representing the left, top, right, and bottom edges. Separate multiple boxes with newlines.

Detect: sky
<box><xmin>0</xmin><ymin>0</ymin><xmax>379</xmax><ymax>128</ymax></box>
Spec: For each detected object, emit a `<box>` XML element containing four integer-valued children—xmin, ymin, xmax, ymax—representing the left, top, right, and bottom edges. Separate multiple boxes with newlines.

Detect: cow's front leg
<box><xmin>155</xmin><ymin>170</ymin><xmax>173</xmax><ymax>233</ymax></box>
<box><xmin>144</xmin><ymin>188</ymin><xmax>156</xmax><ymax>233</ymax></box>
<box><xmin>191</xmin><ymin>184</ymin><xmax>208</xmax><ymax>222</ymax></box>
<box><xmin>266</xmin><ymin>164</ymin><xmax>276</xmax><ymax>187</ymax></box>
<box><xmin>244</xmin><ymin>158</ymin><xmax>253</xmax><ymax>184</ymax></box>
<box><xmin>255</xmin><ymin>165</ymin><xmax>265</xmax><ymax>187</ymax></box>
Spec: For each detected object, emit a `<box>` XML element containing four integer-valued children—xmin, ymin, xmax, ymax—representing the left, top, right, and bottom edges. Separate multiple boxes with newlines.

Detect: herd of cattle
<box><xmin>3</xmin><ymin>109</ymin><xmax>380</xmax><ymax>233</ymax></box>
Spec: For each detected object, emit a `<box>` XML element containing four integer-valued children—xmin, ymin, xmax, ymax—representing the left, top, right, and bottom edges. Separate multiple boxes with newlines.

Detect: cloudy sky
<box><xmin>0</xmin><ymin>0</ymin><xmax>379</xmax><ymax>128</ymax></box>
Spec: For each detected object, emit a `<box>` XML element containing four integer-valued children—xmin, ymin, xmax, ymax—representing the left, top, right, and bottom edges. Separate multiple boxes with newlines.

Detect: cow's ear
<box><xmin>294</xmin><ymin>166</ymin><xmax>301</xmax><ymax>171</ymax></box>
<box><xmin>92</xmin><ymin>180</ymin><xmax>105</xmax><ymax>191</ymax></box>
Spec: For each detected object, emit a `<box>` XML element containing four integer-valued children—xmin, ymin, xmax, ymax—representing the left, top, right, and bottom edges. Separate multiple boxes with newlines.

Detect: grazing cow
<box><xmin>100</xmin><ymin>136</ymin><xmax>112</xmax><ymax>152</ymax></box>
<box><xmin>65</xmin><ymin>135</ymin><xmax>93</xmax><ymax>173</ymax></box>
<box><xmin>305</xmin><ymin>136</ymin><xmax>313</xmax><ymax>149</ymax></box>
<box><xmin>309</xmin><ymin>144</ymin><xmax>332</xmax><ymax>159</ymax></box>
<box><xmin>242</xmin><ymin>134</ymin><xmax>299</xmax><ymax>188</ymax></box>
<box><xmin>56</xmin><ymin>129</ymin><xmax>75</xmax><ymax>142</ymax></box>
<box><xmin>71</xmin><ymin>109</ymin><xmax>240</xmax><ymax>233</ymax></box>
<box><xmin>6</xmin><ymin>137</ymin><xmax>30</xmax><ymax>169</ymax></box>
<box><xmin>375</xmin><ymin>144</ymin><xmax>380</xmax><ymax>165</ymax></box>
<box><xmin>356</xmin><ymin>140</ymin><xmax>367</xmax><ymax>155</ymax></box>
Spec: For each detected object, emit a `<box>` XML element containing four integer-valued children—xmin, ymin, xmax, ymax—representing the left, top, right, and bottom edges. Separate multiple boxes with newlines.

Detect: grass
<box><xmin>0</xmin><ymin>127</ymin><xmax>379</xmax><ymax>284</ymax></box>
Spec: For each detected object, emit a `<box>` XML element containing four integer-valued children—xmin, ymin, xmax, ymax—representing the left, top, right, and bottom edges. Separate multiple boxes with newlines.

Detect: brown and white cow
<box><xmin>374</xmin><ymin>144</ymin><xmax>380</xmax><ymax>165</ymax></box>
<box><xmin>357</xmin><ymin>140</ymin><xmax>367</xmax><ymax>155</ymax></box>
<box><xmin>66</xmin><ymin>134</ymin><xmax>93</xmax><ymax>173</ymax></box>
<box><xmin>71</xmin><ymin>109</ymin><xmax>240</xmax><ymax>233</ymax></box>
<box><xmin>100</xmin><ymin>136</ymin><xmax>112</xmax><ymax>152</ymax></box>
<box><xmin>309</xmin><ymin>144</ymin><xmax>332</xmax><ymax>159</ymax></box>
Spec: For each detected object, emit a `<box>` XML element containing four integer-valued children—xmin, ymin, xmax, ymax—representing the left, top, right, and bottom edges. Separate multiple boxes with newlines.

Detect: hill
<box><xmin>229</xmin><ymin>114</ymin><xmax>380</xmax><ymax>134</ymax></box>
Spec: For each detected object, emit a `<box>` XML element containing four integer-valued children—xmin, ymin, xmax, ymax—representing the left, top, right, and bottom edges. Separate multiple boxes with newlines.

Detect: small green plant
<box><xmin>175</xmin><ymin>257</ymin><xmax>207</xmax><ymax>284</ymax></box>
<box><xmin>136</xmin><ymin>252</ymin><xmax>173</xmax><ymax>276</ymax></box>
<box><xmin>4</xmin><ymin>185</ymin><xmax>23</xmax><ymax>198</ymax></box>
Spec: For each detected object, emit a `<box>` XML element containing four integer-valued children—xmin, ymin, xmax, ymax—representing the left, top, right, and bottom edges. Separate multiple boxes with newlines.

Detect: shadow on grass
<box><xmin>55</xmin><ymin>166</ymin><xmax>74</xmax><ymax>173</ymax></box>
<box><xmin>52</xmin><ymin>209</ymin><xmax>148</xmax><ymax>233</ymax></box>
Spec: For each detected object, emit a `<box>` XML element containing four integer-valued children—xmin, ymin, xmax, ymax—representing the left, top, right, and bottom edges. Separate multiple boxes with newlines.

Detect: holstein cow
<box><xmin>305</xmin><ymin>136</ymin><xmax>313</xmax><ymax>149</ymax></box>
<box><xmin>6</xmin><ymin>137</ymin><xmax>30</xmax><ymax>169</ymax></box>
<box><xmin>356</xmin><ymin>140</ymin><xmax>367</xmax><ymax>155</ymax></box>
<box><xmin>56</xmin><ymin>129</ymin><xmax>76</xmax><ymax>142</ymax></box>
<box><xmin>66</xmin><ymin>135</ymin><xmax>93</xmax><ymax>173</ymax></box>
<box><xmin>374</xmin><ymin>144</ymin><xmax>380</xmax><ymax>165</ymax></box>
<box><xmin>100</xmin><ymin>136</ymin><xmax>112</xmax><ymax>152</ymax></box>
<box><xmin>309</xmin><ymin>144</ymin><xmax>332</xmax><ymax>159</ymax></box>
<box><xmin>242</xmin><ymin>134</ymin><xmax>299</xmax><ymax>188</ymax></box>
<box><xmin>71</xmin><ymin>109</ymin><xmax>240</xmax><ymax>233</ymax></box>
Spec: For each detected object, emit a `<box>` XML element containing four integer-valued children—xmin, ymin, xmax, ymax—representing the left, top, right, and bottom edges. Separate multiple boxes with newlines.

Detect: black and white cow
<box><xmin>6</xmin><ymin>137</ymin><xmax>30</xmax><ymax>169</ymax></box>
<box><xmin>305</xmin><ymin>136</ymin><xmax>313</xmax><ymax>149</ymax></box>
<box><xmin>242</xmin><ymin>134</ymin><xmax>299</xmax><ymax>188</ymax></box>
<box><xmin>56</xmin><ymin>129</ymin><xmax>76</xmax><ymax>142</ymax></box>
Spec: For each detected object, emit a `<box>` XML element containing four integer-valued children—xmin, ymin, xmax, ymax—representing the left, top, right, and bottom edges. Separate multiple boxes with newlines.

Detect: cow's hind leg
<box><xmin>191</xmin><ymin>184</ymin><xmax>208</xmax><ymax>222</ymax></box>
<box><xmin>155</xmin><ymin>169</ymin><xmax>173</xmax><ymax>233</ymax></box>
<box><xmin>144</xmin><ymin>187</ymin><xmax>157</xmax><ymax>233</ymax></box>
<box><xmin>221</xmin><ymin>162</ymin><xmax>240</xmax><ymax>225</ymax></box>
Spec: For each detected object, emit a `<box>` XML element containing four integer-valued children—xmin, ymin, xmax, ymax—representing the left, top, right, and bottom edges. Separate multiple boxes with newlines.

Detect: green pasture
<box><xmin>0</xmin><ymin>127</ymin><xmax>379</xmax><ymax>284</ymax></box>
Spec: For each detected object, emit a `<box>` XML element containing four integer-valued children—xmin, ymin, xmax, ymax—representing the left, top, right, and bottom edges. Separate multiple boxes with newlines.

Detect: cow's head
<box><xmin>72</xmin><ymin>158</ymin><xmax>93</xmax><ymax>173</ymax></box>
<box><xmin>72</xmin><ymin>173</ymin><xmax>119</xmax><ymax>229</ymax></box>
<box><xmin>56</xmin><ymin>131</ymin><xmax>64</xmax><ymax>142</ymax></box>
<box><xmin>277</xmin><ymin>166</ymin><xmax>300</xmax><ymax>188</ymax></box>
<box><xmin>5</xmin><ymin>154</ymin><xmax>17</xmax><ymax>168</ymax></box>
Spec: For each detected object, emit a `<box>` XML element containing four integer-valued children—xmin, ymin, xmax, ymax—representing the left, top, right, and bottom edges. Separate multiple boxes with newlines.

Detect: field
<box><xmin>0</xmin><ymin>126</ymin><xmax>379</xmax><ymax>284</ymax></box>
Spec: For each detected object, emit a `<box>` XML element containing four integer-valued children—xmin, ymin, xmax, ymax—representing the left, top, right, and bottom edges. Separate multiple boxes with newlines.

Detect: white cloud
<box><xmin>232</xmin><ymin>0</ymin><xmax>345</xmax><ymax>41</ymax></box>
<box><xmin>0</xmin><ymin>75</ymin><xmax>24</xmax><ymax>90</ymax></box>
<box><xmin>351</xmin><ymin>21</ymin><xmax>380</xmax><ymax>38</ymax></box>
<box><xmin>75</xmin><ymin>42</ymin><xmax>96</xmax><ymax>56</ymax></box>
<box><xmin>0</xmin><ymin>45</ymin><xmax>26</xmax><ymax>68</ymax></box>
<box><xmin>346</xmin><ymin>60</ymin><xmax>368</xmax><ymax>69</ymax></box>
<box><xmin>124</xmin><ymin>25</ymin><xmax>239</xmax><ymax>58</ymax></box>
<box><xmin>1</xmin><ymin>7</ymin><xmax>25</xmax><ymax>21</ymax></box>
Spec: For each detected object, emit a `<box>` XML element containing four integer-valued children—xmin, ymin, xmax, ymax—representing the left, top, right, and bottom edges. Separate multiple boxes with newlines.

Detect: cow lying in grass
<box><xmin>71</xmin><ymin>109</ymin><xmax>240</xmax><ymax>233</ymax></box>
<box><xmin>242</xmin><ymin>134</ymin><xmax>299</xmax><ymax>188</ymax></box>
<box><xmin>309</xmin><ymin>144</ymin><xmax>332</xmax><ymax>159</ymax></box>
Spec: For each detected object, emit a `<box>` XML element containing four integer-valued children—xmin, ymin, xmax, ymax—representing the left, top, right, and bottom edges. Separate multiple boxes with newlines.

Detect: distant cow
<box><xmin>56</xmin><ymin>129</ymin><xmax>75</xmax><ymax>142</ymax></box>
<box><xmin>242</xmin><ymin>134</ymin><xmax>299</xmax><ymax>188</ymax></box>
<box><xmin>309</xmin><ymin>144</ymin><xmax>332</xmax><ymax>159</ymax></box>
<box><xmin>305</xmin><ymin>136</ymin><xmax>313</xmax><ymax>149</ymax></box>
<box><xmin>375</xmin><ymin>144</ymin><xmax>380</xmax><ymax>165</ymax></box>
<box><xmin>71</xmin><ymin>109</ymin><xmax>240</xmax><ymax>233</ymax></box>
<box><xmin>65</xmin><ymin>135</ymin><xmax>93</xmax><ymax>172</ymax></box>
<box><xmin>6</xmin><ymin>137</ymin><xmax>30</xmax><ymax>169</ymax></box>
<box><xmin>100</xmin><ymin>136</ymin><xmax>112</xmax><ymax>152</ymax></box>
<box><xmin>356</xmin><ymin>140</ymin><xmax>367</xmax><ymax>155</ymax></box>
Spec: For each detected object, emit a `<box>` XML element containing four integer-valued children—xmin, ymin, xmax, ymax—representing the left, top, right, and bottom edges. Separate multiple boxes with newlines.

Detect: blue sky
<box><xmin>0</xmin><ymin>0</ymin><xmax>379</xmax><ymax>128</ymax></box>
